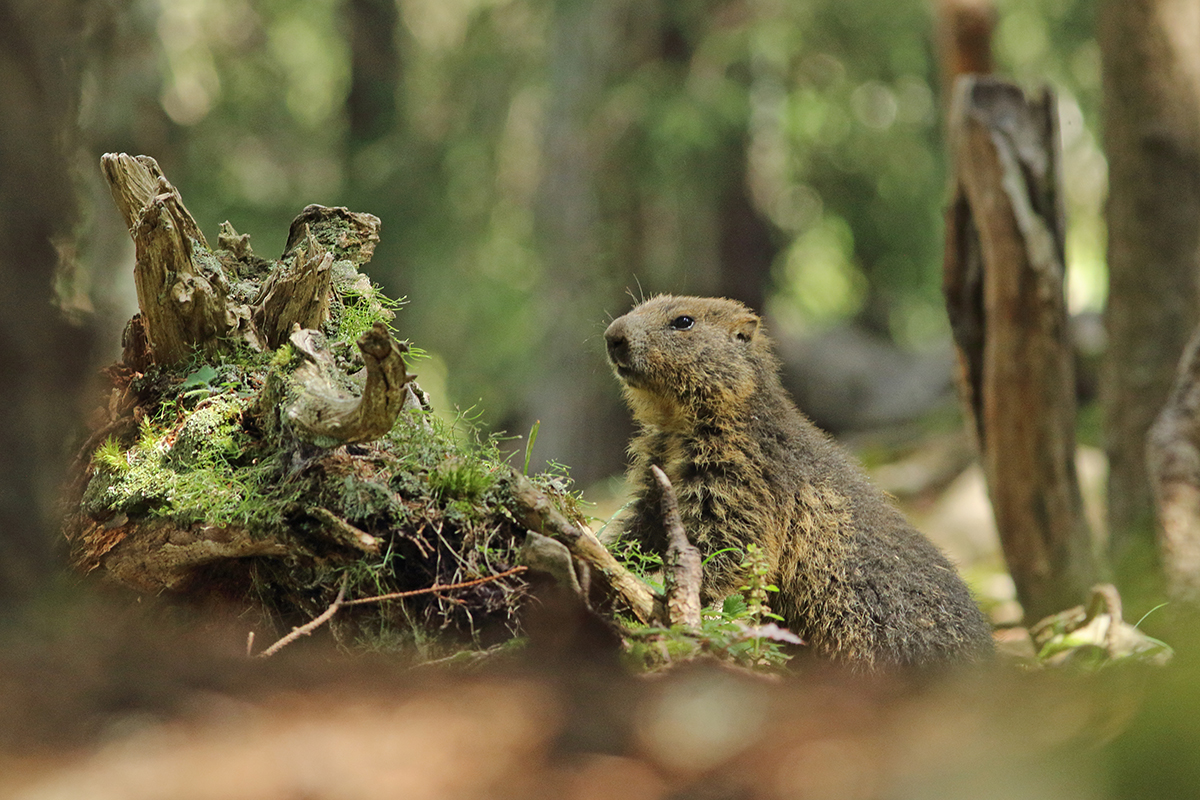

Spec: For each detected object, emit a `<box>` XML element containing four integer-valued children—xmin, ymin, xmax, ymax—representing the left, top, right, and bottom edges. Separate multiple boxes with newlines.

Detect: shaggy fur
<box><xmin>604</xmin><ymin>295</ymin><xmax>992</xmax><ymax>669</ymax></box>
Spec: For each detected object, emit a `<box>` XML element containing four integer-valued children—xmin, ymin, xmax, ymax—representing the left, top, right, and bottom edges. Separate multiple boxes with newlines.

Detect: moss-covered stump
<box><xmin>65</xmin><ymin>154</ymin><xmax>605</xmax><ymax>654</ymax></box>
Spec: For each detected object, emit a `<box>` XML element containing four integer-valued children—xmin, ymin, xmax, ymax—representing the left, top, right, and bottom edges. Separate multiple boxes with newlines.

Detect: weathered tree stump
<box><xmin>69</xmin><ymin>153</ymin><xmax>666</xmax><ymax>651</ymax></box>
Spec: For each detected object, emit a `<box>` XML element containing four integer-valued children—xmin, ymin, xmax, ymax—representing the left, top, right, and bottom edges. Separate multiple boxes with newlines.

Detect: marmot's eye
<box><xmin>669</xmin><ymin>315</ymin><xmax>695</xmax><ymax>331</ymax></box>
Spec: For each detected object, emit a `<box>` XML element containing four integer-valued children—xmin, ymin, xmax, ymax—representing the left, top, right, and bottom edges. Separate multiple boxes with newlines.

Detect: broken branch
<box><xmin>505</xmin><ymin>472</ymin><xmax>659</xmax><ymax>624</ymax></box>
<box><xmin>651</xmin><ymin>465</ymin><xmax>701</xmax><ymax>629</ymax></box>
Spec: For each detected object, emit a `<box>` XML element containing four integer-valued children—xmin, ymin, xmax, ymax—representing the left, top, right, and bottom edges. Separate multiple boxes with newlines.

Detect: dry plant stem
<box><xmin>256</xmin><ymin>576</ymin><xmax>349</xmax><ymax>659</ymax></box>
<box><xmin>1148</xmin><ymin>325</ymin><xmax>1200</xmax><ymax>604</ymax></box>
<box><xmin>943</xmin><ymin>76</ymin><xmax>1101</xmax><ymax>622</ymax></box>
<box><xmin>651</xmin><ymin>465</ymin><xmax>702</xmax><ymax>629</ymax></box>
<box><xmin>505</xmin><ymin>472</ymin><xmax>659</xmax><ymax>623</ymax></box>
<box><xmin>342</xmin><ymin>566</ymin><xmax>528</xmax><ymax>606</ymax></box>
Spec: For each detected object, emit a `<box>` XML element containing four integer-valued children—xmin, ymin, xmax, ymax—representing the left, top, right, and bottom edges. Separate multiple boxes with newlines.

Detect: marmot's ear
<box><xmin>734</xmin><ymin>316</ymin><xmax>759</xmax><ymax>343</ymax></box>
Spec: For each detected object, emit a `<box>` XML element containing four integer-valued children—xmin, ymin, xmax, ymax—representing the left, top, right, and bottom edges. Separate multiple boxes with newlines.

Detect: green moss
<box><xmin>92</xmin><ymin>436</ymin><xmax>130</xmax><ymax>475</ymax></box>
<box><xmin>429</xmin><ymin>457</ymin><xmax>494</xmax><ymax>502</ymax></box>
<box><xmin>332</xmin><ymin>280</ymin><xmax>405</xmax><ymax>343</ymax></box>
<box><xmin>82</xmin><ymin>389</ymin><xmax>306</xmax><ymax>534</ymax></box>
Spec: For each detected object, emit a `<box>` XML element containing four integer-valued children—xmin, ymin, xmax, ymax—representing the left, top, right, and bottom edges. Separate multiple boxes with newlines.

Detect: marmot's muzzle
<box><xmin>604</xmin><ymin>318</ymin><xmax>632</xmax><ymax>370</ymax></box>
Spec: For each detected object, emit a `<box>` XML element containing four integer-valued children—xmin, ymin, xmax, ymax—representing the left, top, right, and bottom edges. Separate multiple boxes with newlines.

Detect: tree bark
<box><xmin>944</xmin><ymin>77</ymin><xmax>1102</xmax><ymax>623</ymax></box>
<box><xmin>1147</xmin><ymin>326</ymin><xmax>1200</xmax><ymax>603</ymax></box>
<box><xmin>0</xmin><ymin>1</ymin><xmax>99</xmax><ymax>605</ymax></box>
<box><xmin>1099</xmin><ymin>0</ymin><xmax>1200</xmax><ymax>584</ymax></box>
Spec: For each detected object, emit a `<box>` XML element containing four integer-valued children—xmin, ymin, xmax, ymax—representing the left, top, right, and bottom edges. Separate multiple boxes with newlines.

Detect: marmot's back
<box><xmin>604</xmin><ymin>295</ymin><xmax>993</xmax><ymax>669</ymax></box>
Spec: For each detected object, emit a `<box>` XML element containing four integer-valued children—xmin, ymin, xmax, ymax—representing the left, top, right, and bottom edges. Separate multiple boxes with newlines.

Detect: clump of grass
<box><xmin>429</xmin><ymin>457</ymin><xmax>495</xmax><ymax>502</ymax></box>
<box><xmin>623</xmin><ymin>543</ymin><xmax>798</xmax><ymax>671</ymax></box>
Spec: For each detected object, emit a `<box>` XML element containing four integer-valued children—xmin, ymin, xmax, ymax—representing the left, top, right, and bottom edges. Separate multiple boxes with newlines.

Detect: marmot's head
<box><xmin>604</xmin><ymin>295</ymin><xmax>777</xmax><ymax>429</ymax></box>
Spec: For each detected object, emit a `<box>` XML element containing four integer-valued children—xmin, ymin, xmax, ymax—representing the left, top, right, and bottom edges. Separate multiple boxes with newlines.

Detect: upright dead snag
<box><xmin>943</xmin><ymin>77</ymin><xmax>1101</xmax><ymax>623</ymax></box>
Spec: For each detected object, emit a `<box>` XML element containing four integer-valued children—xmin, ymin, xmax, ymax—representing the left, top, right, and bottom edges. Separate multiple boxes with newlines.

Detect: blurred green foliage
<box><xmin>83</xmin><ymin>0</ymin><xmax>1104</xmax><ymax>434</ymax></box>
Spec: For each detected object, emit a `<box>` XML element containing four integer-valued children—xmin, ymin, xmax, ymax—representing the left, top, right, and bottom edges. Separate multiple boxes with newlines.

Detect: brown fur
<box><xmin>604</xmin><ymin>295</ymin><xmax>993</xmax><ymax>669</ymax></box>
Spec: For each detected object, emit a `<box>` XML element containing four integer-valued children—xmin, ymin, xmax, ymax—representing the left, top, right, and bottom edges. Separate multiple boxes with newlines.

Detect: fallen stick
<box><xmin>341</xmin><ymin>566</ymin><xmax>528</xmax><ymax>606</ymax></box>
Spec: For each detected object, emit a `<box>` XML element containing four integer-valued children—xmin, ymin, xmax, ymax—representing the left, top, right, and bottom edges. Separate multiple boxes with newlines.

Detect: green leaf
<box><xmin>181</xmin><ymin>365</ymin><xmax>219</xmax><ymax>389</ymax></box>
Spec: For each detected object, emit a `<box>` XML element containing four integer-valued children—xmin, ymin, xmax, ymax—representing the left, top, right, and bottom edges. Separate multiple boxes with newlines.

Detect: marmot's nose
<box><xmin>605</xmin><ymin>319</ymin><xmax>630</xmax><ymax>366</ymax></box>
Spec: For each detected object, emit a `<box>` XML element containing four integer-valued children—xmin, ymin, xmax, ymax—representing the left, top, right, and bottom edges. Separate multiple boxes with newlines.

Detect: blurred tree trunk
<box><xmin>1148</xmin><ymin>327</ymin><xmax>1200</xmax><ymax>604</ymax></box>
<box><xmin>935</xmin><ymin>0</ymin><xmax>995</xmax><ymax>102</ymax></box>
<box><xmin>717</xmin><ymin>147</ymin><xmax>777</xmax><ymax>314</ymax></box>
<box><xmin>531</xmin><ymin>1</ymin><xmax>779</xmax><ymax>484</ymax></box>
<box><xmin>345</xmin><ymin>0</ymin><xmax>400</xmax><ymax>146</ymax></box>
<box><xmin>0</xmin><ymin>1</ymin><xmax>100</xmax><ymax>606</ymax></box>
<box><xmin>1099</xmin><ymin>0</ymin><xmax>1200</xmax><ymax>594</ymax></box>
<box><xmin>529</xmin><ymin>0</ymin><xmax>632</xmax><ymax>486</ymax></box>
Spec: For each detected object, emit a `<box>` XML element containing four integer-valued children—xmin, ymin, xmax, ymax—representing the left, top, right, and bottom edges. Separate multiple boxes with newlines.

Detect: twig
<box><xmin>255</xmin><ymin>576</ymin><xmax>349</xmax><ymax>659</ymax></box>
<box><xmin>651</xmin><ymin>465</ymin><xmax>702</xmax><ymax>629</ymax></box>
<box><xmin>252</xmin><ymin>568</ymin><xmax>528</xmax><ymax>658</ymax></box>
<box><xmin>341</xmin><ymin>565</ymin><xmax>527</xmax><ymax>606</ymax></box>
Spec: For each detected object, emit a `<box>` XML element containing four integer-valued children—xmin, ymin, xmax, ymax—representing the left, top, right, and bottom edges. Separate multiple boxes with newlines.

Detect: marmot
<box><xmin>604</xmin><ymin>295</ymin><xmax>993</xmax><ymax>669</ymax></box>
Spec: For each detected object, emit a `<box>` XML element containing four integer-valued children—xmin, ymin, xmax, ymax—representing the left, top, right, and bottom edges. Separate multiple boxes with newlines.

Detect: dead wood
<box><xmin>254</xmin><ymin>568</ymin><xmax>530</xmax><ymax>658</ymax></box>
<box><xmin>505</xmin><ymin>472</ymin><xmax>659</xmax><ymax>624</ymax></box>
<box><xmin>651</xmin><ymin>465</ymin><xmax>701</xmax><ymax>629</ymax></box>
<box><xmin>943</xmin><ymin>77</ymin><xmax>1101</xmax><ymax>623</ymax></box>
<box><xmin>254</xmin><ymin>224</ymin><xmax>334</xmax><ymax>349</ymax></box>
<box><xmin>284</xmin><ymin>204</ymin><xmax>382</xmax><ymax>266</ymax></box>
<box><xmin>306</xmin><ymin>507</ymin><xmax>381</xmax><ymax>555</ymax></box>
<box><xmin>256</xmin><ymin>576</ymin><xmax>349</xmax><ymax>658</ymax></box>
<box><xmin>78</xmin><ymin>152</ymin><xmax>646</xmax><ymax>659</ymax></box>
<box><xmin>1029</xmin><ymin>583</ymin><xmax>1172</xmax><ymax>666</ymax></box>
<box><xmin>87</xmin><ymin>519</ymin><xmax>290</xmax><ymax>594</ymax></box>
<box><xmin>1147</xmin><ymin>326</ymin><xmax>1200</xmax><ymax>604</ymax></box>
<box><xmin>284</xmin><ymin>324</ymin><xmax>412</xmax><ymax>445</ymax></box>
<box><xmin>101</xmin><ymin>153</ymin><xmax>262</xmax><ymax>364</ymax></box>
<box><xmin>341</xmin><ymin>566</ymin><xmax>529</xmax><ymax>607</ymax></box>
<box><xmin>519</xmin><ymin>532</ymin><xmax>584</xmax><ymax>596</ymax></box>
